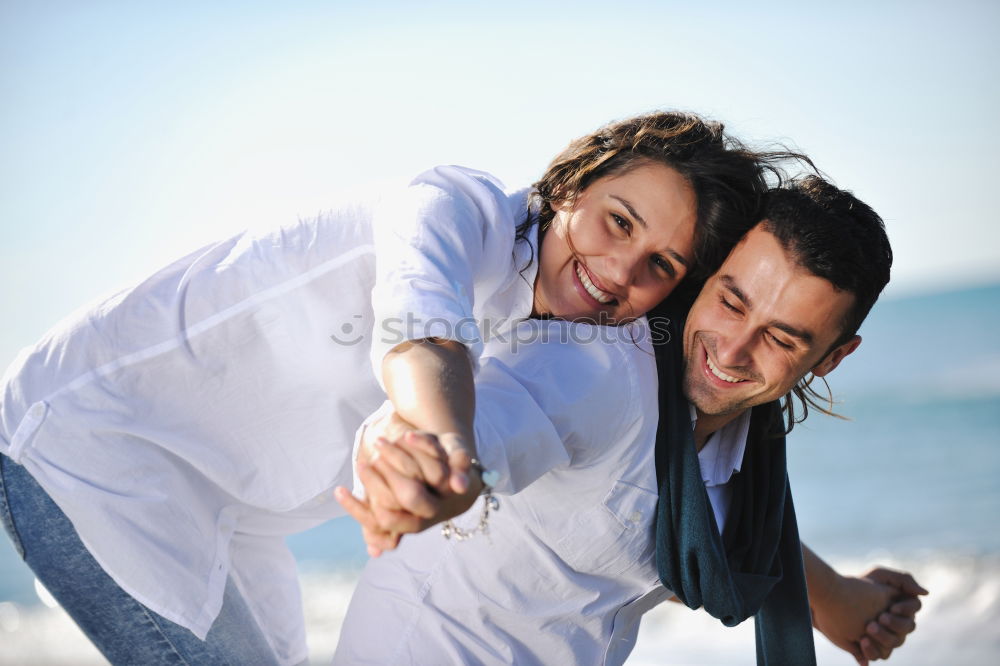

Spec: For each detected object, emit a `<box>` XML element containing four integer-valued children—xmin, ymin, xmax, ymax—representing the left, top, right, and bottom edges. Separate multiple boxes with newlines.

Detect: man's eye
<box><xmin>720</xmin><ymin>295</ymin><xmax>739</xmax><ymax>312</ymax></box>
<box><xmin>768</xmin><ymin>333</ymin><xmax>793</xmax><ymax>350</ymax></box>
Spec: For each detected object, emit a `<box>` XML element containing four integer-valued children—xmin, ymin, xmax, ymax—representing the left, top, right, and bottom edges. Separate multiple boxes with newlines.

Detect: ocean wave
<box><xmin>629</xmin><ymin>552</ymin><xmax>1000</xmax><ymax>665</ymax></box>
<box><xmin>1</xmin><ymin>555</ymin><xmax>997</xmax><ymax>664</ymax></box>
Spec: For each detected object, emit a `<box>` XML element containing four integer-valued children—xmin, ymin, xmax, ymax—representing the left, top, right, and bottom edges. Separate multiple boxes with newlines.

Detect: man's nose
<box><xmin>715</xmin><ymin>327</ymin><xmax>755</xmax><ymax>368</ymax></box>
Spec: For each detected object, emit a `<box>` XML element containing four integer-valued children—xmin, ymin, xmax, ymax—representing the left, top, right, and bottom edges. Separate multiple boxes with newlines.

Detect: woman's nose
<box><xmin>605</xmin><ymin>252</ymin><xmax>642</xmax><ymax>288</ymax></box>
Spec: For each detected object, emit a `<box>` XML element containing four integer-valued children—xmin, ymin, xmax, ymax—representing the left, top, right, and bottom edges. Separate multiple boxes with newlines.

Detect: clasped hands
<box><xmin>335</xmin><ymin>409</ymin><xmax>483</xmax><ymax>557</ymax></box>
<box><xmin>812</xmin><ymin>564</ymin><xmax>927</xmax><ymax>665</ymax></box>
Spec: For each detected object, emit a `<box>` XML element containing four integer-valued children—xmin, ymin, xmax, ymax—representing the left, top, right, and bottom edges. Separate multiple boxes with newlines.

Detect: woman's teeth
<box><xmin>576</xmin><ymin>264</ymin><xmax>613</xmax><ymax>304</ymax></box>
<box><xmin>706</xmin><ymin>354</ymin><xmax>744</xmax><ymax>383</ymax></box>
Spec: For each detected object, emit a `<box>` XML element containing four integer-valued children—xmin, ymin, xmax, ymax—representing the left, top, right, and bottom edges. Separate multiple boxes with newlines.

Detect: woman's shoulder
<box><xmin>409</xmin><ymin>164</ymin><xmax>508</xmax><ymax>193</ymax></box>
<box><xmin>407</xmin><ymin>165</ymin><xmax>533</xmax><ymax>218</ymax></box>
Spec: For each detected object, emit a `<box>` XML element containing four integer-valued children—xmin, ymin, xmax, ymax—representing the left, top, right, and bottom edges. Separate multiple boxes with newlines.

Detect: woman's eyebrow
<box><xmin>610</xmin><ymin>195</ymin><xmax>646</xmax><ymax>228</ymax></box>
<box><xmin>610</xmin><ymin>195</ymin><xmax>690</xmax><ymax>268</ymax></box>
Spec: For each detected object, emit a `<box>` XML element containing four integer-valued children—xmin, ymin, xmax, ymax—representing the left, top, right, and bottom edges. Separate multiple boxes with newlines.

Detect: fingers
<box><xmin>396</xmin><ymin>432</ymin><xmax>451</xmax><ymax>492</ymax></box>
<box><xmin>865</xmin><ymin>617</ymin><xmax>902</xmax><ymax>650</ymax></box>
<box><xmin>371</xmin><ymin>436</ymin><xmax>447</xmax><ymax>489</ymax></box>
<box><xmin>891</xmin><ymin>574</ymin><xmax>928</xmax><ymax>597</ymax></box>
<box><xmin>859</xmin><ymin>632</ymin><xmax>891</xmax><ymax>662</ymax></box>
<box><xmin>370</xmin><ymin>503</ymin><xmax>424</xmax><ymax>534</ymax></box>
<box><xmin>334</xmin><ymin>486</ymin><xmax>380</xmax><ymax>531</ymax></box>
<box><xmin>865</xmin><ymin>568</ymin><xmax>929</xmax><ymax>597</ymax></box>
<box><xmin>333</xmin><ymin>487</ymin><xmax>398</xmax><ymax>557</ymax></box>
<box><xmin>360</xmin><ymin>526</ymin><xmax>396</xmax><ymax>558</ymax></box>
<box><xmin>356</xmin><ymin>460</ymin><xmax>403</xmax><ymax>512</ymax></box>
<box><xmin>861</xmin><ymin>604</ymin><xmax>918</xmax><ymax>663</ymax></box>
<box><xmin>861</xmin><ymin>617</ymin><xmax>902</xmax><ymax>661</ymax></box>
<box><xmin>397</xmin><ymin>430</ymin><xmax>447</xmax><ymax>459</ymax></box>
<box><xmin>889</xmin><ymin>596</ymin><xmax>922</xmax><ymax>617</ymax></box>
<box><xmin>356</xmin><ymin>462</ymin><xmax>424</xmax><ymax>531</ymax></box>
<box><xmin>846</xmin><ymin>640</ymin><xmax>867</xmax><ymax>666</ymax></box>
<box><xmin>333</xmin><ymin>485</ymin><xmax>405</xmax><ymax>544</ymax></box>
<box><xmin>361</xmin><ymin>525</ymin><xmax>402</xmax><ymax>557</ymax></box>
<box><xmin>371</xmin><ymin>455</ymin><xmax>441</xmax><ymax>520</ymax></box>
<box><xmin>446</xmin><ymin>447</ymin><xmax>473</xmax><ymax>494</ymax></box>
<box><xmin>877</xmin><ymin>609</ymin><xmax>916</xmax><ymax>637</ymax></box>
<box><xmin>372</xmin><ymin>424</ymin><xmax>451</xmax><ymax>494</ymax></box>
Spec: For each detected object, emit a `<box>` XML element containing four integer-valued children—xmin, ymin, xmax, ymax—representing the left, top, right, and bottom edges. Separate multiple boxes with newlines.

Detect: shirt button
<box><xmin>629</xmin><ymin>511</ymin><xmax>642</xmax><ymax>524</ymax></box>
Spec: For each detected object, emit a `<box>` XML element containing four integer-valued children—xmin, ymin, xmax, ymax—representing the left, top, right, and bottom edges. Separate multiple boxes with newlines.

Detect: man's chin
<box><xmin>684</xmin><ymin>380</ymin><xmax>746</xmax><ymax>418</ymax></box>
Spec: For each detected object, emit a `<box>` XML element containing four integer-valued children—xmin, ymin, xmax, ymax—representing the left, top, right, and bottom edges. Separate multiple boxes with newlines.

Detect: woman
<box><xmin>0</xmin><ymin>112</ymin><xmax>781</xmax><ymax>664</ymax></box>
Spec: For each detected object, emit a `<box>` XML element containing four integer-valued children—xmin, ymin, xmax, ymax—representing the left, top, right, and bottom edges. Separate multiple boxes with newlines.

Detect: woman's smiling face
<box><xmin>532</xmin><ymin>160</ymin><xmax>698</xmax><ymax>323</ymax></box>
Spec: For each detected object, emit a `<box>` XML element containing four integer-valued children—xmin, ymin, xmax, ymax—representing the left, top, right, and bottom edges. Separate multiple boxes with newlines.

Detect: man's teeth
<box><xmin>706</xmin><ymin>354</ymin><xmax>744</xmax><ymax>383</ymax></box>
<box><xmin>576</xmin><ymin>264</ymin><xmax>613</xmax><ymax>304</ymax></box>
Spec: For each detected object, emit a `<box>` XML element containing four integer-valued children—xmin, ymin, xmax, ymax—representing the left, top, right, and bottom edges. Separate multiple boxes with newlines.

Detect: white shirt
<box><xmin>697</xmin><ymin>405</ymin><xmax>751</xmax><ymax>533</ymax></box>
<box><xmin>0</xmin><ymin>166</ymin><xmax>559</xmax><ymax>664</ymax></box>
<box><xmin>334</xmin><ymin>325</ymin><xmax>750</xmax><ymax>666</ymax></box>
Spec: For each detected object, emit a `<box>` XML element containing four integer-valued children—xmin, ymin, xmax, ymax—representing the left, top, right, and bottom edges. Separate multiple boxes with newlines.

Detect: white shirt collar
<box><xmin>689</xmin><ymin>403</ymin><xmax>751</xmax><ymax>488</ymax></box>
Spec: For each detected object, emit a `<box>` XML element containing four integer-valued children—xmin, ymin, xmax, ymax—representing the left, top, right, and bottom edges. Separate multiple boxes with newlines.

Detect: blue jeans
<box><xmin>0</xmin><ymin>453</ymin><xmax>282</xmax><ymax>665</ymax></box>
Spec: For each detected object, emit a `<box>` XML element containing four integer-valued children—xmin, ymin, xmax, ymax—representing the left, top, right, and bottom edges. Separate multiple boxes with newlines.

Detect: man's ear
<box><xmin>812</xmin><ymin>335</ymin><xmax>861</xmax><ymax>378</ymax></box>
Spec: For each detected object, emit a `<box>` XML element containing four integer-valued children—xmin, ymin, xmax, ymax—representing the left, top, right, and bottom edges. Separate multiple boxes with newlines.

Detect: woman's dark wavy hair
<box><xmin>516</xmin><ymin>111</ymin><xmax>811</xmax><ymax>308</ymax></box>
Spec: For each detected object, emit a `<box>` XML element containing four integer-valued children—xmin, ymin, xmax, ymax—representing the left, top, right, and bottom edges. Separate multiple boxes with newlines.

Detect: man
<box><xmin>336</xmin><ymin>176</ymin><xmax>924</xmax><ymax>665</ymax></box>
<box><xmin>650</xmin><ymin>176</ymin><xmax>914</xmax><ymax>665</ymax></box>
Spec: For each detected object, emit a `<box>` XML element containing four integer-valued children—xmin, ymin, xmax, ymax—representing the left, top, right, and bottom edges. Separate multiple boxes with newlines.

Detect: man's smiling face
<box><xmin>682</xmin><ymin>224</ymin><xmax>860</xmax><ymax>419</ymax></box>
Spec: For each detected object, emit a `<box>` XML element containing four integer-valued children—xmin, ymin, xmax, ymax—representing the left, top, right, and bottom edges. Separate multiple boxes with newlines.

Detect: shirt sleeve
<box><xmin>368</xmin><ymin>165</ymin><xmax>518</xmax><ymax>389</ymax></box>
<box><xmin>472</xmin><ymin>319</ymin><xmax>645</xmax><ymax>495</ymax></box>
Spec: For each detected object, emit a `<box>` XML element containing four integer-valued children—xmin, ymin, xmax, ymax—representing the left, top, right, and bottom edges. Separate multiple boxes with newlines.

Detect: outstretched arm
<box><xmin>379</xmin><ymin>337</ymin><xmax>478</xmax><ymax>492</ymax></box>
<box><xmin>382</xmin><ymin>338</ymin><xmax>474</xmax><ymax>457</ymax></box>
<box><xmin>803</xmin><ymin>544</ymin><xmax>927</xmax><ymax>665</ymax></box>
<box><xmin>361</xmin><ymin>168</ymin><xmax>518</xmax><ymax>526</ymax></box>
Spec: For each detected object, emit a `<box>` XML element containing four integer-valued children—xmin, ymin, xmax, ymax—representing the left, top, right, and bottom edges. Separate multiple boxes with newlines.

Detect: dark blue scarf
<box><xmin>652</xmin><ymin>315</ymin><xmax>816</xmax><ymax>665</ymax></box>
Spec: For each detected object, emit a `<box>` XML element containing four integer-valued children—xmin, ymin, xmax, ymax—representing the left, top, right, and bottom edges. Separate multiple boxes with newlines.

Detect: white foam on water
<box><xmin>300</xmin><ymin>570</ymin><xmax>364</xmax><ymax>662</ymax></box>
<box><xmin>1</xmin><ymin>554</ymin><xmax>998</xmax><ymax>664</ymax></box>
<box><xmin>629</xmin><ymin>553</ymin><xmax>1000</xmax><ymax>665</ymax></box>
<box><xmin>0</xmin><ymin>601</ymin><xmax>105</xmax><ymax>665</ymax></box>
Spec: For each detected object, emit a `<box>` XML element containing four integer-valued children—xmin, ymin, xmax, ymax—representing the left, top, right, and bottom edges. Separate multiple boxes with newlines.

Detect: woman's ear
<box><xmin>548</xmin><ymin>187</ymin><xmax>575</xmax><ymax>213</ymax></box>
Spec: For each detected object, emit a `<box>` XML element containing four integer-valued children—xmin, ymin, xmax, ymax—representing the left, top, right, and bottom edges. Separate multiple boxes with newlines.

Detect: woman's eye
<box><xmin>653</xmin><ymin>255</ymin><xmax>676</xmax><ymax>279</ymax></box>
<box><xmin>612</xmin><ymin>214</ymin><xmax>630</xmax><ymax>233</ymax></box>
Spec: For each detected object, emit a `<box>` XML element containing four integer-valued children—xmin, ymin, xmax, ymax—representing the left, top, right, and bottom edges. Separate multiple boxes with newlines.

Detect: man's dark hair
<box><xmin>762</xmin><ymin>175</ymin><xmax>892</xmax><ymax>348</ymax></box>
<box><xmin>761</xmin><ymin>175</ymin><xmax>893</xmax><ymax>428</ymax></box>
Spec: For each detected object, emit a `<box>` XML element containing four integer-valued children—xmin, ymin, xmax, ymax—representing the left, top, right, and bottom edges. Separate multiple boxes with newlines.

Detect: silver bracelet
<box><xmin>441</xmin><ymin>459</ymin><xmax>500</xmax><ymax>541</ymax></box>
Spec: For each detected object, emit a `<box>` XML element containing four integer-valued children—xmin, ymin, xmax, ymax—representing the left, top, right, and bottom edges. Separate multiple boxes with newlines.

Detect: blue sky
<box><xmin>2</xmin><ymin>0</ymin><xmax>998</xmax><ymax>360</ymax></box>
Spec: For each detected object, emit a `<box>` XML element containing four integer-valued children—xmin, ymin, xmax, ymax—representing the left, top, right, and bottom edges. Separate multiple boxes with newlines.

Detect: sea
<box><xmin>1</xmin><ymin>283</ymin><xmax>998</xmax><ymax>665</ymax></box>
